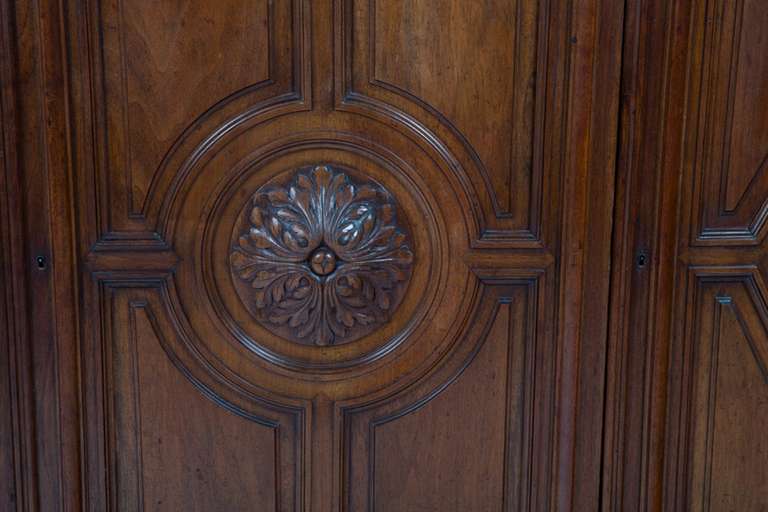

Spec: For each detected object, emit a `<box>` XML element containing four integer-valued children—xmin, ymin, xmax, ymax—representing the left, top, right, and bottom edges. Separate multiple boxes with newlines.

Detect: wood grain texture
<box><xmin>339</xmin><ymin>0</ymin><xmax>553</xmax><ymax>244</ymax></box>
<box><xmin>113</xmin><ymin>0</ymin><xmax>272</xmax><ymax>215</ymax></box>
<box><xmin>371</xmin><ymin>301</ymin><xmax>520</xmax><ymax>510</ymax></box>
<box><xmin>667</xmin><ymin>0</ymin><xmax>768</xmax><ymax>506</ymax></box>
<box><xmin>80</xmin><ymin>285</ymin><xmax>307</xmax><ymax>511</ymax></box>
<box><xmin>76</xmin><ymin>0</ymin><xmax>305</xmax><ymax>239</ymax></box>
<box><xmin>344</xmin><ymin>284</ymin><xmax>538</xmax><ymax>511</ymax></box>
<box><xmin>687</xmin><ymin>282</ymin><xmax>768</xmax><ymax>511</ymax></box>
<box><xmin>5</xmin><ymin>0</ymin><xmax>624</xmax><ymax>510</ymax></box>
<box><xmin>665</xmin><ymin>271</ymin><xmax>768</xmax><ymax>511</ymax></box>
<box><xmin>602</xmin><ymin>0</ymin><xmax>687</xmax><ymax>509</ymax></box>
<box><xmin>111</xmin><ymin>300</ymin><xmax>287</xmax><ymax>511</ymax></box>
<box><xmin>372</xmin><ymin>0</ymin><xmax>539</xmax><ymax>221</ymax></box>
<box><xmin>0</xmin><ymin>1</ymin><xmax>33</xmax><ymax>509</ymax></box>
<box><xmin>691</xmin><ymin>0</ymin><xmax>768</xmax><ymax>242</ymax></box>
<box><xmin>606</xmin><ymin>0</ymin><xmax>768</xmax><ymax>510</ymax></box>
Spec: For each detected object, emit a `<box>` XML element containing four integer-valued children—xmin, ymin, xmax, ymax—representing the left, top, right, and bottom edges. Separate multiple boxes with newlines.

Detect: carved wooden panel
<box><xmin>78</xmin><ymin>0</ymin><xmax>303</xmax><ymax>238</ymax></box>
<box><xmin>339</xmin><ymin>0</ymin><xmax>559</xmax><ymax>244</ymax></box>
<box><xmin>371</xmin><ymin>0</ymin><xmax>540</xmax><ymax>226</ymax></box>
<box><xmin>670</xmin><ymin>275</ymin><xmax>768</xmax><ymax>511</ymax></box>
<box><xmin>689</xmin><ymin>0</ymin><xmax>768</xmax><ymax>243</ymax></box>
<box><xmin>344</xmin><ymin>283</ymin><xmax>540</xmax><ymax>510</ymax></box>
<box><xmin>102</xmin><ymin>291</ymin><xmax>303</xmax><ymax>511</ymax></box>
<box><xmin>604</xmin><ymin>0</ymin><xmax>768</xmax><ymax>508</ymax></box>
<box><xmin>230</xmin><ymin>165</ymin><xmax>413</xmax><ymax>346</ymax></box>
<box><xmin>8</xmin><ymin>0</ymin><xmax>623</xmax><ymax>509</ymax></box>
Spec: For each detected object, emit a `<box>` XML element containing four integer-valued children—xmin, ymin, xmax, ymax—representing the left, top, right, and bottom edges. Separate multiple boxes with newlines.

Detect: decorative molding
<box><xmin>91</xmin><ymin>293</ymin><xmax>306</xmax><ymax>510</ymax></box>
<box><xmin>341</xmin><ymin>277</ymin><xmax>545</xmax><ymax>511</ymax></box>
<box><xmin>667</xmin><ymin>269</ymin><xmax>768</xmax><ymax>509</ymax></box>
<box><xmin>172</xmin><ymin>133</ymin><xmax>452</xmax><ymax>378</ymax></box>
<box><xmin>334</xmin><ymin>0</ymin><xmax>558</xmax><ymax>247</ymax></box>
<box><xmin>230</xmin><ymin>165</ymin><xmax>413</xmax><ymax>346</ymax></box>
<box><xmin>690</xmin><ymin>0</ymin><xmax>768</xmax><ymax>244</ymax></box>
<box><xmin>5</xmin><ymin>0</ymin><xmax>85</xmax><ymax>508</ymax></box>
<box><xmin>72</xmin><ymin>0</ymin><xmax>309</xmax><ymax>247</ymax></box>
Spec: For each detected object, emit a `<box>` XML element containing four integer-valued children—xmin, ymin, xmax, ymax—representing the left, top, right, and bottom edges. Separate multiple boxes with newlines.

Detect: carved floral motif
<box><xmin>230</xmin><ymin>165</ymin><xmax>413</xmax><ymax>346</ymax></box>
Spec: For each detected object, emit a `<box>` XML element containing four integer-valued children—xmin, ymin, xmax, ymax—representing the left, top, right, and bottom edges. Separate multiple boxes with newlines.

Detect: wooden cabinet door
<box><xmin>1</xmin><ymin>0</ymin><xmax>623</xmax><ymax>510</ymax></box>
<box><xmin>662</xmin><ymin>0</ymin><xmax>768</xmax><ymax>508</ymax></box>
<box><xmin>603</xmin><ymin>0</ymin><xmax>768</xmax><ymax>510</ymax></box>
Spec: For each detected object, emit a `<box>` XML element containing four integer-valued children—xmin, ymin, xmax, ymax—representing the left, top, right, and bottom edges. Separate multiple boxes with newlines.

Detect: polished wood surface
<box><xmin>1</xmin><ymin>0</ymin><xmax>765</xmax><ymax>511</ymax></box>
<box><xmin>604</xmin><ymin>0</ymin><xmax>768</xmax><ymax>510</ymax></box>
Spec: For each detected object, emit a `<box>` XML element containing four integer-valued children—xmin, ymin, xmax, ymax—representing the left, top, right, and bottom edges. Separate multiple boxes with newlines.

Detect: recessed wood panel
<box><xmin>722</xmin><ymin>0</ymin><xmax>768</xmax><ymax>211</ymax></box>
<box><xmin>371</xmin><ymin>301</ymin><xmax>525</xmax><ymax>510</ymax></box>
<box><xmin>122</xmin><ymin>0</ymin><xmax>271</xmax><ymax>214</ymax></box>
<box><xmin>681</xmin><ymin>280</ymin><xmax>768</xmax><ymax>511</ymax></box>
<box><xmin>100</xmin><ymin>0</ymin><xmax>271</xmax><ymax>215</ymax></box>
<box><xmin>344</xmin><ymin>284</ymin><xmax>539</xmax><ymax>511</ymax></box>
<box><xmin>110</xmin><ymin>303</ymin><xmax>283</xmax><ymax>510</ymax></box>
<box><xmin>692</xmin><ymin>0</ymin><xmax>768</xmax><ymax>242</ymax></box>
<box><xmin>341</xmin><ymin>0</ymin><xmax>557</xmax><ymax>242</ymax></box>
<box><xmin>81</xmin><ymin>0</ymin><xmax>305</xmax><ymax>239</ymax></box>
<box><xmin>372</xmin><ymin>0</ymin><xmax>538</xmax><ymax>221</ymax></box>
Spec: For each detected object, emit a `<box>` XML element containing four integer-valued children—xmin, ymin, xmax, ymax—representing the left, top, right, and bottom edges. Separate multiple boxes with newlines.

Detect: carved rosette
<box><xmin>229</xmin><ymin>165</ymin><xmax>414</xmax><ymax>346</ymax></box>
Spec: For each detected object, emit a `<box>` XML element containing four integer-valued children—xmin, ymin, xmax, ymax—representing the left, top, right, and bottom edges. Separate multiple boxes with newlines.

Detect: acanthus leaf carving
<box><xmin>230</xmin><ymin>165</ymin><xmax>413</xmax><ymax>346</ymax></box>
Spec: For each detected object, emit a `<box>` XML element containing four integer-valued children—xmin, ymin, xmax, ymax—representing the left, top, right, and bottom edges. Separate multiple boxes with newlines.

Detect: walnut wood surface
<box><xmin>21</xmin><ymin>0</ymin><xmax>765</xmax><ymax>511</ymax></box>
<box><xmin>603</xmin><ymin>0</ymin><xmax>768</xmax><ymax>510</ymax></box>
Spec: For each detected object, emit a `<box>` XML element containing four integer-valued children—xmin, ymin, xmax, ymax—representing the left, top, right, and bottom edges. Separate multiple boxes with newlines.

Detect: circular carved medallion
<box><xmin>229</xmin><ymin>165</ymin><xmax>414</xmax><ymax>346</ymax></box>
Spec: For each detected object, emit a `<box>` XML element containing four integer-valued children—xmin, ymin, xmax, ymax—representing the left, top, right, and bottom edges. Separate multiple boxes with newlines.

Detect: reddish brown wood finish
<box><xmin>21</xmin><ymin>0</ymin><xmax>764</xmax><ymax>511</ymax></box>
<box><xmin>604</xmin><ymin>0</ymin><xmax>768</xmax><ymax>510</ymax></box>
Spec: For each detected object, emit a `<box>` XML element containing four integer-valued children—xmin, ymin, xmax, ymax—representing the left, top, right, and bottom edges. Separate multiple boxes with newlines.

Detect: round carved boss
<box><xmin>229</xmin><ymin>165</ymin><xmax>414</xmax><ymax>346</ymax></box>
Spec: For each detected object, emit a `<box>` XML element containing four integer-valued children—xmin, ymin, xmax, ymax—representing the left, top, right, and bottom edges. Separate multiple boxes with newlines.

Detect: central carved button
<box><xmin>309</xmin><ymin>247</ymin><xmax>337</xmax><ymax>276</ymax></box>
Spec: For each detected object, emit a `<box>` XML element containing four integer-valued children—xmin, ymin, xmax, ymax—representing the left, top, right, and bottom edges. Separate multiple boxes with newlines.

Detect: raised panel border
<box><xmin>334</xmin><ymin>0</ymin><xmax>566</xmax><ymax>248</ymax></box>
<box><xmin>339</xmin><ymin>273</ymin><xmax>551</xmax><ymax>511</ymax></box>
<box><xmin>68</xmin><ymin>0</ymin><xmax>311</xmax><ymax>251</ymax></box>
<box><xmin>366</xmin><ymin>0</ymin><xmax>546</xmax><ymax>221</ymax></box>
<box><xmin>80</xmin><ymin>281</ymin><xmax>308</xmax><ymax>510</ymax></box>
<box><xmin>664</xmin><ymin>267</ymin><xmax>768</xmax><ymax>510</ymax></box>
<box><xmin>688</xmin><ymin>0</ymin><xmax>768</xmax><ymax>245</ymax></box>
